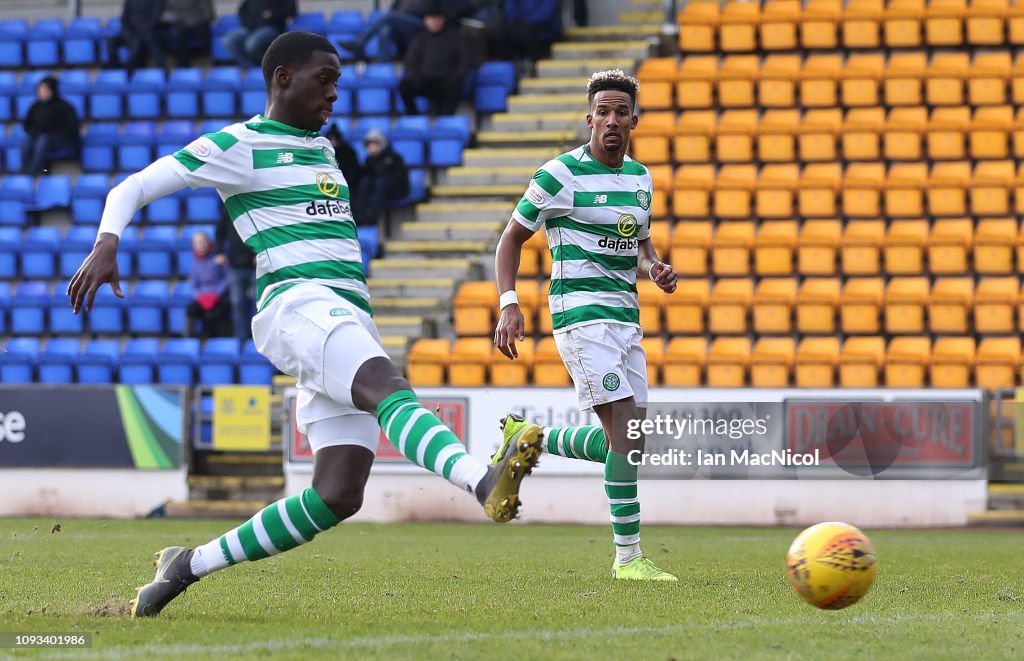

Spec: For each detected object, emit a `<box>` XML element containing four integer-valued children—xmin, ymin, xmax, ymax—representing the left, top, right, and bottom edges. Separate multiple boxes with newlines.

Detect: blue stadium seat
<box><xmin>391</xmin><ymin>115</ymin><xmax>430</xmax><ymax>168</ymax></box>
<box><xmin>71</xmin><ymin>173</ymin><xmax>108</xmax><ymax>223</ymax></box>
<box><xmin>202</xmin><ymin>67</ymin><xmax>241</xmax><ymax>116</ymax></box>
<box><xmin>0</xmin><ymin>174</ymin><xmax>33</xmax><ymax>225</ymax></box>
<box><xmin>199</xmin><ymin>337</ymin><xmax>240</xmax><ymax>384</ymax></box>
<box><xmin>16</xmin><ymin>71</ymin><xmax>49</xmax><ymax>119</ymax></box>
<box><xmin>90</xmin><ymin>69</ymin><xmax>128</xmax><ymax>120</ymax></box>
<box><xmin>239</xmin><ymin>339</ymin><xmax>274</xmax><ymax>384</ymax></box>
<box><xmin>78</xmin><ymin>339</ymin><xmax>119</xmax><ymax>383</ymax></box>
<box><xmin>0</xmin><ymin>19</ymin><xmax>27</xmax><ymax>68</ymax></box>
<box><xmin>330</xmin><ymin>31</ymin><xmax>360</xmax><ymax>61</ymax></box>
<box><xmin>136</xmin><ymin>226</ymin><xmax>177</xmax><ymax>278</ymax></box>
<box><xmin>148</xmin><ymin>188</ymin><xmax>184</xmax><ymax>223</ymax></box>
<box><xmin>0</xmin><ymin>282</ymin><xmax>9</xmax><ymax>333</ymax></box>
<box><xmin>167</xmin><ymin>68</ymin><xmax>202</xmax><ymax>118</ymax></box>
<box><xmin>337</xmin><ymin>65</ymin><xmax>359</xmax><ymax>92</ymax></box>
<box><xmin>210</xmin><ymin>15</ymin><xmax>240</xmax><ymax>62</ymax></box>
<box><xmin>357</xmin><ymin>64</ymin><xmax>399</xmax><ymax>115</ymax></box>
<box><xmin>0</xmin><ymin>71</ymin><xmax>15</xmax><ymax>121</ymax></box>
<box><xmin>357</xmin><ymin>226</ymin><xmax>379</xmax><ymax>272</ymax></box>
<box><xmin>120</xmin><ymin>338</ymin><xmax>159</xmax><ymax>384</ymax></box>
<box><xmin>0</xmin><ymin>227</ymin><xmax>19</xmax><ymax>278</ymax></box>
<box><xmin>127</xmin><ymin>68</ymin><xmax>166</xmax><ymax>118</ymax></box>
<box><xmin>0</xmin><ymin>336</ymin><xmax>39</xmax><ymax>383</ymax></box>
<box><xmin>64</xmin><ymin>17</ymin><xmax>100</xmax><ymax>65</ymax></box>
<box><xmin>21</xmin><ymin>226</ymin><xmax>60</xmax><ymax>278</ymax></box>
<box><xmin>157</xmin><ymin>120</ymin><xmax>195</xmax><ymax>159</ymax></box>
<box><xmin>11</xmin><ymin>281</ymin><xmax>49</xmax><ymax>335</ymax></box>
<box><xmin>82</xmin><ymin>122</ymin><xmax>120</xmax><ymax>172</ymax></box>
<box><xmin>0</xmin><ymin>124</ymin><xmax>24</xmax><ymax>172</ymax></box>
<box><xmin>59</xmin><ymin>69</ymin><xmax>90</xmax><ymax>118</ymax></box>
<box><xmin>34</xmin><ymin>175</ymin><xmax>71</xmax><ymax>211</ymax></box>
<box><xmin>433</xmin><ymin>115</ymin><xmax>471</xmax><ymax>144</ymax></box>
<box><xmin>429</xmin><ymin>116</ymin><xmax>471</xmax><ymax>167</ymax></box>
<box><xmin>88</xmin><ymin>287</ymin><xmax>126</xmax><ymax>334</ymax></box>
<box><xmin>167</xmin><ymin>281</ymin><xmax>192</xmax><ymax>335</ymax></box>
<box><xmin>49</xmin><ymin>278</ymin><xmax>84</xmax><ymax>335</ymax></box>
<box><xmin>329</xmin><ymin>11</ymin><xmax>364</xmax><ymax>33</ymax></box>
<box><xmin>390</xmin><ymin>168</ymin><xmax>426</xmax><ymax>207</ymax></box>
<box><xmin>185</xmin><ymin>186</ymin><xmax>222</xmax><ymax>223</ymax></box>
<box><xmin>26</xmin><ymin>18</ymin><xmax>63</xmax><ymax>67</ymax></box>
<box><xmin>118</xmin><ymin>121</ymin><xmax>157</xmax><ymax>171</ymax></box>
<box><xmin>240</xmin><ymin>69</ymin><xmax>267</xmax><ymax>116</ymax></box>
<box><xmin>352</xmin><ymin>116</ymin><xmax>391</xmax><ymax>144</ymax></box>
<box><xmin>115</xmin><ymin>224</ymin><xmax>139</xmax><ymax>278</ymax></box>
<box><xmin>60</xmin><ymin>226</ymin><xmax>96</xmax><ymax>277</ymax></box>
<box><xmin>291</xmin><ymin>12</ymin><xmax>327</xmax><ymax>34</ymax></box>
<box><xmin>38</xmin><ymin>337</ymin><xmax>79</xmax><ymax>384</ymax></box>
<box><xmin>128</xmin><ymin>280</ymin><xmax>168</xmax><ymax>334</ymax></box>
<box><xmin>475</xmin><ymin>61</ymin><xmax>517</xmax><ymax>113</ymax></box>
<box><xmin>158</xmin><ymin>337</ymin><xmax>200</xmax><ymax>385</ymax></box>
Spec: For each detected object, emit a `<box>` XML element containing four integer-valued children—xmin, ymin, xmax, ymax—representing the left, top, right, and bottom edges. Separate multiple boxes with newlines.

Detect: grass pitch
<box><xmin>0</xmin><ymin>518</ymin><xmax>1021</xmax><ymax>659</ymax></box>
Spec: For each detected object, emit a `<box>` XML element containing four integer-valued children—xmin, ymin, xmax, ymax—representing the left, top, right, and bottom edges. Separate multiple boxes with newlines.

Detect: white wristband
<box><xmin>499</xmin><ymin>291</ymin><xmax>519</xmax><ymax>309</ymax></box>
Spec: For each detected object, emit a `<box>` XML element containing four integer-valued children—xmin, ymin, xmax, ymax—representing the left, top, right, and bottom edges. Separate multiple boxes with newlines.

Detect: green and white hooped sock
<box><xmin>605</xmin><ymin>451</ymin><xmax>642</xmax><ymax>565</ymax></box>
<box><xmin>542</xmin><ymin>425</ymin><xmax>608</xmax><ymax>463</ymax></box>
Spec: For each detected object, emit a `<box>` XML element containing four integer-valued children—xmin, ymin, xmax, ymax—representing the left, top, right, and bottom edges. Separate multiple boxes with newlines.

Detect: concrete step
<box><xmin>476</xmin><ymin>130</ymin><xmax>576</xmax><ymax>147</ymax></box>
<box><xmin>385</xmin><ymin>239</ymin><xmax>489</xmax><ymax>256</ymax></box>
<box><xmin>566</xmin><ymin>23</ymin><xmax>661</xmax><ymax>40</ymax></box>
<box><xmin>551</xmin><ymin>40</ymin><xmax>651</xmax><ymax>60</ymax></box>
<box><xmin>444</xmin><ymin>166</ymin><xmax>534</xmax><ymax>187</ymax></box>
<box><xmin>415</xmin><ymin>201</ymin><xmax>512</xmax><ymax>222</ymax></box>
<box><xmin>490</xmin><ymin>111</ymin><xmax>585</xmax><ymax>132</ymax></box>
<box><xmin>988</xmin><ymin>483</ymin><xmax>1024</xmax><ymax>510</ymax></box>
<box><xmin>165</xmin><ymin>499</ymin><xmax>268</xmax><ymax>519</ymax></box>
<box><xmin>400</xmin><ymin>219</ymin><xmax>503</xmax><ymax>240</ymax></box>
<box><xmin>370</xmin><ymin>257</ymin><xmax>473</xmax><ymax>279</ymax></box>
<box><xmin>536</xmin><ymin>58</ymin><xmax>637</xmax><ymax>79</ymax></box>
<box><xmin>463</xmin><ymin>147</ymin><xmax>556</xmax><ymax>168</ymax></box>
<box><xmin>520</xmin><ymin>77</ymin><xmax>588</xmax><ymax>94</ymax></box>
<box><xmin>967</xmin><ymin>510</ymin><xmax>1024</xmax><ymax>527</ymax></box>
<box><xmin>187</xmin><ymin>475</ymin><xmax>284</xmax><ymax>502</ymax></box>
<box><xmin>369</xmin><ymin>277</ymin><xmax>455</xmax><ymax>298</ymax></box>
<box><xmin>374</xmin><ymin>314</ymin><xmax>428</xmax><ymax>337</ymax></box>
<box><xmin>507</xmin><ymin>94</ymin><xmax>587</xmax><ymax>114</ymax></box>
<box><xmin>372</xmin><ymin>296</ymin><xmax>446</xmax><ymax>315</ymax></box>
<box><xmin>620</xmin><ymin>11</ymin><xmax>664</xmax><ymax>24</ymax></box>
<box><xmin>431</xmin><ymin>184</ymin><xmax>524</xmax><ymax>199</ymax></box>
<box><xmin>381</xmin><ymin>334</ymin><xmax>411</xmax><ymax>363</ymax></box>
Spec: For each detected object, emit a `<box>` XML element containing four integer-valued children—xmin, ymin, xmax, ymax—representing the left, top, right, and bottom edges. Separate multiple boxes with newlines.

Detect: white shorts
<box><xmin>252</xmin><ymin>283</ymin><xmax>389</xmax><ymax>454</ymax></box>
<box><xmin>553</xmin><ymin>322</ymin><xmax>648</xmax><ymax>412</ymax></box>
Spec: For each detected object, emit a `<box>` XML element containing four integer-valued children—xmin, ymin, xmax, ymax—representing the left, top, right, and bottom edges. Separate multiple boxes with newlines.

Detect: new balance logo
<box><xmin>593</xmin><ymin>194</ymin><xmax>608</xmax><ymax>204</ymax></box>
<box><xmin>276</xmin><ymin>152</ymin><xmax>294</xmax><ymax>164</ymax></box>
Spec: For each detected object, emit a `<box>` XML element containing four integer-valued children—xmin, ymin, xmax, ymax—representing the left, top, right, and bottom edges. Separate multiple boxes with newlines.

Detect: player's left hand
<box><xmin>68</xmin><ymin>233</ymin><xmax>124</xmax><ymax>313</ymax></box>
<box><xmin>650</xmin><ymin>261</ymin><xmax>677</xmax><ymax>294</ymax></box>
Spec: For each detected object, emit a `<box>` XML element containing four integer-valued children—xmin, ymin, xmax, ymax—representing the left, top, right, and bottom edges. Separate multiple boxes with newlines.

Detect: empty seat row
<box><xmin>0</xmin><ymin>336</ymin><xmax>275</xmax><ymax>385</ymax></box>
<box><xmin>678</xmin><ymin>0</ymin><xmax>1019</xmax><ymax>53</ymax></box>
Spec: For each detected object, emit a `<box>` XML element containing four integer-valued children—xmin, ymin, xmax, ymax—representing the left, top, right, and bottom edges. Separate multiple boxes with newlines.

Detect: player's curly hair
<box><xmin>586</xmin><ymin>69</ymin><xmax>639</xmax><ymax>110</ymax></box>
<box><xmin>262</xmin><ymin>31</ymin><xmax>338</xmax><ymax>87</ymax></box>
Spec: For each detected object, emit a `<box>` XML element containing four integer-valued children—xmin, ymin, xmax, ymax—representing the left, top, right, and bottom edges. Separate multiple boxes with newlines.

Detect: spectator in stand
<box><xmin>214</xmin><ymin>214</ymin><xmax>257</xmax><ymax>341</ymax></box>
<box><xmin>398</xmin><ymin>6</ymin><xmax>472</xmax><ymax>116</ymax></box>
<box><xmin>353</xmin><ymin>129</ymin><xmax>409</xmax><ymax>228</ymax></box>
<box><xmin>337</xmin><ymin>0</ymin><xmax>435</xmax><ymax>62</ymax></box>
<box><xmin>161</xmin><ymin>0</ymin><xmax>216</xmax><ymax>67</ymax></box>
<box><xmin>107</xmin><ymin>0</ymin><xmax>168</xmax><ymax>74</ymax></box>
<box><xmin>325</xmin><ymin>124</ymin><xmax>362</xmax><ymax>195</ymax></box>
<box><xmin>223</xmin><ymin>0</ymin><xmax>297</xmax><ymax>68</ymax></box>
<box><xmin>495</xmin><ymin>0</ymin><xmax>562</xmax><ymax>62</ymax></box>
<box><xmin>21</xmin><ymin>76</ymin><xmax>81</xmax><ymax>175</ymax></box>
<box><xmin>186</xmin><ymin>231</ymin><xmax>232</xmax><ymax>339</ymax></box>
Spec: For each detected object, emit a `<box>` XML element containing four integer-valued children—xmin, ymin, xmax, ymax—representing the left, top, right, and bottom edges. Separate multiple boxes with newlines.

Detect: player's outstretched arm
<box><xmin>68</xmin><ymin>156</ymin><xmax>189</xmax><ymax>313</ymax></box>
<box><xmin>637</xmin><ymin>237</ymin><xmax>677</xmax><ymax>294</ymax></box>
<box><xmin>493</xmin><ymin>219</ymin><xmax>534</xmax><ymax>360</ymax></box>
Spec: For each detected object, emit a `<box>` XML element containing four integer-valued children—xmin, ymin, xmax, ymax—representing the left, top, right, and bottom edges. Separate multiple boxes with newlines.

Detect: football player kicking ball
<box><xmin>68</xmin><ymin>31</ymin><xmax>544</xmax><ymax>617</ymax></box>
<box><xmin>492</xmin><ymin>70</ymin><xmax>678</xmax><ymax>582</ymax></box>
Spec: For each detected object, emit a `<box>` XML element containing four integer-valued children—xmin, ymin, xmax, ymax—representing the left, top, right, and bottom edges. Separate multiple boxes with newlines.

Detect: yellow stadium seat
<box><xmin>1019</xmin><ymin>279</ymin><xmax>1024</xmax><ymax>332</ymax></box>
<box><xmin>673</xmin><ymin>164</ymin><xmax>715</xmax><ymax>219</ymax></box>
<box><xmin>1012</xmin><ymin>107</ymin><xmax>1024</xmax><ymax>157</ymax></box>
<box><xmin>720</xmin><ymin>1</ymin><xmax>761</xmax><ymax>52</ymax></box>
<box><xmin>707</xmin><ymin>337</ymin><xmax>752</xmax><ymax>387</ymax></box>
<box><xmin>534</xmin><ymin>336</ymin><xmax>571</xmax><ymax>386</ymax></box>
<box><xmin>678</xmin><ymin>0</ymin><xmax>721</xmax><ymax>52</ymax></box>
<box><xmin>718</xmin><ymin>55</ymin><xmax>760</xmax><ymax>108</ymax></box>
<box><xmin>649</xmin><ymin>220</ymin><xmax>671</xmax><ymax>257</ymax></box>
<box><xmin>926</xmin><ymin>52</ymin><xmax>969</xmax><ymax>106</ymax></box>
<box><xmin>709</xmin><ymin>278</ymin><xmax>754</xmax><ymax>334</ymax></box>
<box><xmin>839</xmin><ymin>336</ymin><xmax>885</xmax><ymax>387</ymax></box>
<box><xmin>676</xmin><ymin>55</ymin><xmax>718</xmax><ymax>109</ymax></box>
<box><xmin>665</xmin><ymin>279</ymin><xmax>710</xmax><ymax>334</ymax></box>
<box><xmin>1009</xmin><ymin>0</ymin><xmax>1024</xmax><ymax>43</ymax></box>
<box><xmin>664</xmin><ymin>337</ymin><xmax>707</xmax><ymax>386</ymax></box>
<box><xmin>841</xmin><ymin>163</ymin><xmax>885</xmax><ymax>218</ymax></box>
<box><xmin>928</xmin><ymin>217</ymin><xmax>973</xmax><ymax>274</ymax></box>
<box><xmin>801</xmin><ymin>0</ymin><xmax>843</xmax><ymax>49</ymax></box>
<box><xmin>968</xmin><ymin>0</ymin><xmax>1008</xmax><ymax>45</ymax></box>
<box><xmin>754</xmin><ymin>219</ymin><xmax>798</xmax><ymax>275</ymax></box>
<box><xmin>1015</xmin><ymin>163</ymin><xmax>1024</xmax><ymax>215</ymax></box>
<box><xmin>752</xmin><ymin>337</ymin><xmax>796</xmax><ymax>387</ymax></box>
<box><xmin>758</xmin><ymin>54</ymin><xmax>800</xmax><ymax>107</ymax></box>
<box><xmin>755</xmin><ymin>164</ymin><xmax>798</xmax><ymax>220</ymax></box>
<box><xmin>928</xmin><ymin>277</ymin><xmax>973</xmax><ymax>334</ymax></box>
<box><xmin>885</xmin><ymin>337</ymin><xmax>931</xmax><ymax>387</ymax></box>
<box><xmin>637</xmin><ymin>58</ymin><xmax>678</xmax><ymax>111</ymax></box>
<box><xmin>969</xmin><ymin>52</ymin><xmax>1011</xmax><ymax>106</ymax></box>
<box><xmin>927</xmin><ymin>162</ymin><xmax>970</xmax><ymax>217</ymax></box>
<box><xmin>841</xmin><ymin>218</ymin><xmax>885</xmax><ymax>275</ymax></box>
<box><xmin>712</xmin><ymin>164</ymin><xmax>757</xmax><ymax>219</ymax></box>
<box><xmin>927</xmin><ymin>106</ymin><xmax>969</xmax><ymax>160</ymax></box>
<box><xmin>648</xmin><ymin>163</ymin><xmax>672</xmax><ymax>192</ymax></box>
<box><xmin>651</xmin><ymin>191</ymin><xmax>668</xmax><ymax>220</ymax></box>
<box><xmin>930</xmin><ymin>337</ymin><xmax>976</xmax><ymax>388</ymax></box>
<box><xmin>974</xmin><ymin>217</ymin><xmax>1016</xmax><ymax>273</ymax></box>
<box><xmin>799</xmin><ymin>162</ymin><xmax>841</xmax><ymax>217</ymax></box>
<box><xmin>796</xmin><ymin>277</ymin><xmax>840</xmax><ymax>334</ymax></box>
<box><xmin>637</xmin><ymin>279</ymin><xmax>667</xmax><ymax>335</ymax></box>
<box><xmin>453</xmin><ymin>281</ymin><xmax>498</xmax><ymax>337</ymax></box>
<box><xmin>798</xmin><ymin>218</ymin><xmax>841</xmax><ymax>275</ymax></box>
<box><xmin>799</xmin><ymin>55</ymin><xmax>842</xmax><ymax>108</ymax></box>
<box><xmin>516</xmin><ymin>279</ymin><xmax>541</xmax><ymax>335</ymax></box>
<box><xmin>841</xmin><ymin>277</ymin><xmax>885</xmax><ymax>334</ymax></box>
<box><xmin>842</xmin><ymin>107</ymin><xmax>884</xmax><ymax>161</ymax></box>
<box><xmin>716</xmin><ymin>109</ymin><xmax>759</xmax><ymax>162</ymax></box>
<box><xmin>753</xmin><ymin>277</ymin><xmax>797</xmax><ymax>334</ymax></box>
<box><xmin>406</xmin><ymin>338</ymin><xmax>450</xmax><ymax>386</ymax></box>
<box><xmin>975</xmin><ymin>277</ymin><xmax>1018</xmax><ymax>333</ymax></box>
<box><xmin>642</xmin><ymin>338</ymin><xmax>665</xmax><ymax>386</ymax></box>
<box><xmin>711</xmin><ymin>219</ymin><xmax>756</xmax><ymax>275</ymax></box>
<box><xmin>970</xmin><ymin>105</ymin><xmax>1012</xmax><ymax>159</ymax></box>
<box><xmin>884</xmin><ymin>106</ymin><xmax>927</xmax><ymax>161</ymax></box>
<box><xmin>884</xmin><ymin>219</ymin><xmax>929</xmax><ymax>275</ymax></box>
<box><xmin>885</xmin><ymin>276</ymin><xmax>929</xmax><ymax>334</ymax></box>
<box><xmin>630</xmin><ymin>111</ymin><xmax>674</xmax><ymax>166</ymax></box>
<box><xmin>757</xmin><ymin>109</ymin><xmax>799</xmax><ymax>163</ymax></box>
<box><xmin>538</xmin><ymin>280</ymin><xmax>552</xmax><ymax>333</ymax></box>
<box><xmin>761</xmin><ymin>0</ymin><xmax>801</xmax><ymax>50</ymax></box>
<box><xmin>840</xmin><ymin>54</ymin><xmax>885</xmax><ymax>108</ymax></box>
<box><xmin>884</xmin><ymin>53</ymin><xmax>927</xmax><ymax>107</ymax></box>
<box><xmin>490</xmin><ymin>340</ymin><xmax>534</xmax><ymax>386</ymax></box>
<box><xmin>673</xmin><ymin>110</ymin><xmax>717</xmax><ymax>164</ymax></box>
<box><xmin>971</xmin><ymin>161</ymin><xmax>1015</xmax><ymax>218</ymax></box>
<box><xmin>797</xmin><ymin>108</ymin><xmax>842</xmax><ymax>162</ymax></box>
<box><xmin>449</xmin><ymin>337</ymin><xmax>492</xmax><ymax>386</ymax></box>
<box><xmin>518</xmin><ymin>228</ymin><xmax>546</xmax><ymax>278</ymax></box>
<box><xmin>884</xmin><ymin>0</ymin><xmax>925</xmax><ymax>47</ymax></box>
<box><xmin>885</xmin><ymin>163</ymin><xmax>928</xmax><ymax>218</ymax></box>
<box><xmin>796</xmin><ymin>337</ymin><xmax>840</xmax><ymax>387</ymax></box>
<box><xmin>925</xmin><ymin>0</ymin><xmax>967</xmax><ymax>45</ymax></box>
<box><xmin>976</xmin><ymin>337</ymin><xmax>1021</xmax><ymax>389</ymax></box>
<box><xmin>670</xmin><ymin>220</ymin><xmax>712</xmax><ymax>277</ymax></box>
<box><xmin>843</xmin><ymin>0</ymin><xmax>884</xmax><ymax>48</ymax></box>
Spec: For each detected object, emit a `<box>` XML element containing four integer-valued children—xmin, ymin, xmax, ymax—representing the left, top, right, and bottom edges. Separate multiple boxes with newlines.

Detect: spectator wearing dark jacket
<box><xmin>161</xmin><ymin>0</ymin><xmax>216</xmax><ymax>67</ymax></box>
<box><xmin>340</xmin><ymin>0</ymin><xmax>470</xmax><ymax>62</ymax></box>
<box><xmin>353</xmin><ymin>129</ymin><xmax>409</xmax><ymax>227</ymax></box>
<box><xmin>325</xmin><ymin>124</ymin><xmax>362</xmax><ymax>194</ymax></box>
<box><xmin>398</xmin><ymin>10</ymin><xmax>472</xmax><ymax>116</ymax></box>
<box><xmin>21</xmin><ymin>77</ymin><xmax>80</xmax><ymax>175</ymax></box>
<box><xmin>214</xmin><ymin>213</ymin><xmax>257</xmax><ymax>341</ymax></box>
<box><xmin>497</xmin><ymin>0</ymin><xmax>562</xmax><ymax>61</ymax></box>
<box><xmin>224</xmin><ymin>0</ymin><xmax>296</xmax><ymax>68</ymax></box>
<box><xmin>187</xmin><ymin>231</ymin><xmax>232</xmax><ymax>339</ymax></box>
<box><xmin>107</xmin><ymin>0</ymin><xmax>168</xmax><ymax>74</ymax></box>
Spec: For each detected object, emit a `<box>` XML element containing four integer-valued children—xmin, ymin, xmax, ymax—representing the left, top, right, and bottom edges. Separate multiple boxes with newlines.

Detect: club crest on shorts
<box><xmin>617</xmin><ymin>213</ymin><xmax>638</xmax><ymax>238</ymax></box>
<box><xmin>602</xmin><ymin>373</ymin><xmax>621</xmax><ymax>391</ymax></box>
<box><xmin>636</xmin><ymin>190</ymin><xmax>651</xmax><ymax>210</ymax></box>
<box><xmin>330</xmin><ymin>307</ymin><xmax>352</xmax><ymax>317</ymax></box>
<box><xmin>316</xmin><ymin>172</ymin><xmax>340</xmax><ymax>198</ymax></box>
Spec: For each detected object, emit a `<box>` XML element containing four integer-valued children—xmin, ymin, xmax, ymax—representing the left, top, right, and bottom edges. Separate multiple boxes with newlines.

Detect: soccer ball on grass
<box><xmin>786</xmin><ymin>521</ymin><xmax>877</xmax><ymax>610</ymax></box>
